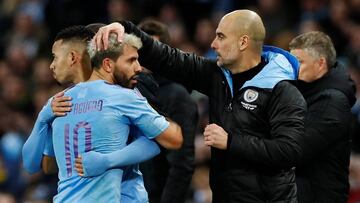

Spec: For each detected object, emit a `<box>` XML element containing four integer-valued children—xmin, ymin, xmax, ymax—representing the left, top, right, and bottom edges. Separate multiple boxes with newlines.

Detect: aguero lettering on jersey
<box><xmin>72</xmin><ymin>100</ymin><xmax>103</xmax><ymax>115</ymax></box>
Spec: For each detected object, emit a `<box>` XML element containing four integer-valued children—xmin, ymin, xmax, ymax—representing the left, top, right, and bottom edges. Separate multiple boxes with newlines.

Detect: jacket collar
<box><xmin>221</xmin><ymin>45</ymin><xmax>299</xmax><ymax>97</ymax></box>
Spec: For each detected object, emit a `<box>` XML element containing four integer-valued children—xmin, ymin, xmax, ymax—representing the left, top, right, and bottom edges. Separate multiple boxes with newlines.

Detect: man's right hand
<box><xmin>51</xmin><ymin>91</ymin><xmax>72</xmax><ymax>116</ymax></box>
<box><xmin>93</xmin><ymin>22</ymin><xmax>125</xmax><ymax>50</ymax></box>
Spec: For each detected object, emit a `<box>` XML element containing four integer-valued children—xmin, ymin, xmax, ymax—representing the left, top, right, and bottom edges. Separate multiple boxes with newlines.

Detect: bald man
<box><xmin>93</xmin><ymin>9</ymin><xmax>306</xmax><ymax>202</ymax></box>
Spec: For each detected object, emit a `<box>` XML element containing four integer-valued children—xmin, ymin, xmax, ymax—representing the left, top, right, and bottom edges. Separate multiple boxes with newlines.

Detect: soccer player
<box><xmin>22</xmin><ymin>26</ymin><xmax>182</xmax><ymax>203</ymax></box>
<box><xmin>23</xmin><ymin>26</ymin><xmax>165</xmax><ymax>177</ymax></box>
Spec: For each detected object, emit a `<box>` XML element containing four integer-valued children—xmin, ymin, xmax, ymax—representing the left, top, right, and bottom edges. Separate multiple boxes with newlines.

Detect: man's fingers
<box><xmin>75</xmin><ymin>164</ymin><xmax>83</xmax><ymax>172</ymax></box>
<box><xmin>53</xmin><ymin>107</ymin><xmax>71</xmax><ymax>116</ymax></box>
<box><xmin>95</xmin><ymin>33</ymin><xmax>103</xmax><ymax>51</ymax></box>
<box><xmin>54</xmin><ymin>91</ymin><xmax>64</xmax><ymax>98</ymax></box>
<box><xmin>54</xmin><ymin>97</ymin><xmax>72</xmax><ymax>102</ymax></box>
<box><xmin>94</xmin><ymin>23</ymin><xmax>125</xmax><ymax>50</ymax></box>
<box><xmin>117</xmin><ymin>31</ymin><xmax>123</xmax><ymax>43</ymax></box>
<box><xmin>75</xmin><ymin>156</ymin><xmax>82</xmax><ymax>163</ymax></box>
<box><xmin>75</xmin><ymin>162</ymin><xmax>83</xmax><ymax>171</ymax></box>
<box><xmin>53</xmin><ymin>112</ymin><xmax>67</xmax><ymax>116</ymax></box>
<box><xmin>75</xmin><ymin>157</ymin><xmax>84</xmax><ymax>176</ymax></box>
<box><xmin>102</xmin><ymin>28</ymin><xmax>109</xmax><ymax>50</ymax></box>
<box><xmin>51</xmin><ymin>97</ymin><xmax>72</xmax><ymax>111</ymax></box>
<box><xmin>55</xmin><ymin>107</ymin><xmax>71</xmax><ymax>112</ymax></box>
<box><xmin>57</xmin><ymin>101</ymin><xmax>72</xmax><ymax>107</ymax></box>
<box><xmin>204</xmin><ymin>140</ymin><xmax>213</xmax><ymax>146</ymax></box>
<box><xmin>52</xmin><ymin>98</ymin><xmax>72</xmax><ymax>116</ymax></box>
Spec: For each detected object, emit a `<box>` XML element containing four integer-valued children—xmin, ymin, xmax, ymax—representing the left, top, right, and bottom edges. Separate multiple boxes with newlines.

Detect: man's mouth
<box><xmin>131</xmin><ymin>75</ymin><xmax>139</xmax><ymax>81</ymax></box>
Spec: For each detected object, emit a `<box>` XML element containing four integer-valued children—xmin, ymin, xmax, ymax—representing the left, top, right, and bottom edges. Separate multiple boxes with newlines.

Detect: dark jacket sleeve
<box><xmin>299</xmin><ymin>89</ymin><xmax>352</xmax><ymax>163</ymax></box>
<box><xmin>156</xmin><ymin>83</ymin><xmax>198</xmax><ymax>203</ymax></box>
<box><xmin>121</xmin><ymin>20</ymin><xmax>216</xmax><ymax>96</ymax></box>
<box><xmin>228</xmin><ymin>81</ymin><xmax>306</xmax><ymax>169</ymax></box>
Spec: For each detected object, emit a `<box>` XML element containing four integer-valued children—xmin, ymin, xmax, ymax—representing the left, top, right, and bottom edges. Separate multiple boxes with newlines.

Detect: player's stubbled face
<box><xmin>50</xmin><ymin>40</ymin><xmax>73</xmax><ymax>85</ymax></box>
<box><xmin>113</xmin><ymin>44</ymin><xmax>142</xmax><ymax>89</ymax></box>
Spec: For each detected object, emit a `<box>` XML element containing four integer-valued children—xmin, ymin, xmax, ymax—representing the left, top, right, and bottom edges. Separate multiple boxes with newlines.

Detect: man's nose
<box><xmin>211</xmin><ymin>39</ymin><xmax>217</xmax><ymax>50</ymax></box>
<box><xmin>135</xmin><ymin>62</ymin><xmax>142</xmax><ymax>72</ymax></box>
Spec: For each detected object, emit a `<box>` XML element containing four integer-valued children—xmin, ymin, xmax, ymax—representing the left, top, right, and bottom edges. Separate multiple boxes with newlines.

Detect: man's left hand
<box><xmin>203</xmin><ymin>123</ymin><xmax>228</xmax><ymax>150</ymax></box>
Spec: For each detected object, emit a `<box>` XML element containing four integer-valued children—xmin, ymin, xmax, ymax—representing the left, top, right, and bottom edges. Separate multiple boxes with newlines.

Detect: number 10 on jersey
<box><xmin>64</xmin><ymin>121</ymin><xmax>92</xmax><ymax>177</ymax></box>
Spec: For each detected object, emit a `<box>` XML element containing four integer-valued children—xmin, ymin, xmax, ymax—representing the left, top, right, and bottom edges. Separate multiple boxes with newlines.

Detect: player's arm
<box><xmin>75</xmin><ymin>133</ymin><xmax>160</xmax><ymax>177</ymax></box>
<box><xmin>154</xmin><ymin>117</ymin><xmax>182</xmax><ymax>149</ymax></box>
<box><xmin>22</xmin><ymin>100</ymin><xmax>55</xmax><ymax>174</ymax></box>
<box><xmin>74</xmin><ymin>90</ymin><xmax>182</xmax><ymax>177</ymax></box>
<box><xmin>40</xmin><ymin>91</ymin><xmax>72</xmax><ymax>174</ymax></box>
<box><xmin>51</xmin><ymin>90</ymin><xmax>164</xmax><ymax>177</ymax></box>
<box><xmin>41</xmin><ymin>130</ymin><xmax>58</xmax><ymax>174</ymax></box>
<box><xmin>94</xmin><ymin>22</ymin><xmax>214</xmax><ymax>96</ymax></box>
<box><xmin>42</xmin><ymin>155</ymin><xmax>58</xmax><ymax>174</ymax></box>
<box><xmin>122</xmin><ymin>89</ymin><xmax>183</xmax><ymax>149</ymax></box>
<box><xmin>74</xmin><ymin>120</ymin><xmax>182</xmax><ymax>178</ymax></box>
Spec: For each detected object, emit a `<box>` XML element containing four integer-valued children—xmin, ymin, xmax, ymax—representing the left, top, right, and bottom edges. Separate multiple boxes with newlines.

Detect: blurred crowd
<box><xmin>0</xmin><ymin>0</ymin><xmax>359</xmax><ymax>202</ymax></box>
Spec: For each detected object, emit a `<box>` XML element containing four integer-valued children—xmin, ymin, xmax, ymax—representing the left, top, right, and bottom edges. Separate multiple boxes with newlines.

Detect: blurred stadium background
<box><xmin>0</xmin><ymin>0</ymin><xmax>359</xmax><ymax>202</ymax></box>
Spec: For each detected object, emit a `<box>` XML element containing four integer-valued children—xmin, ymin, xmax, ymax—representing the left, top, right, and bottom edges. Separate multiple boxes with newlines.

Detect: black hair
<box><xmin>54</xmin><ymin>25</ymin><xmax>94</xmax><ymax>43</ymax></box>
<box><xmin>85</xmin><ymin>23</ymin><xmax>106</xmax><ymax>34</ymax></box>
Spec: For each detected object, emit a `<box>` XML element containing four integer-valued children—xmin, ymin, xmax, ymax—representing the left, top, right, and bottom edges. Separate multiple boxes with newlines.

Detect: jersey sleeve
<box><xmin>22</xmin><ymin>99</ymin><xmax>55</xmax><ymax>173</ymax></box>
<box><xmin>43</xmin><ymin>127</ymin><xmax>55</xmax><ymax>157</ymax></box>
<box><xmin>118</xmin><ymin>89</ymin><xmax>169</xmax><ymax>139</ymax></box>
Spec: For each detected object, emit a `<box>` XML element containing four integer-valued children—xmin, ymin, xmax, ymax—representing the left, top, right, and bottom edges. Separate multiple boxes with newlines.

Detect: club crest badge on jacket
<box><xmin>244</xmin><ymin>89</ymin><xmax>258</xmax><ymax>103</ymax></box>
<box><xmin>241</xmin><ymin>89</ymin><xmax>258</xmax><ymax>110</ymax></box>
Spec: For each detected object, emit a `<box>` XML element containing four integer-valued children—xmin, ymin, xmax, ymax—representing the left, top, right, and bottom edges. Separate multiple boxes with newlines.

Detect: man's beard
<box><xmin>114</xmin><ymin>71</ymin><xmax>133</xmax><ymax>89</ymax></box>
<box><xmin>55</xmin><ymin>79</ymin><xmax>62</xmax><ymax>86</ymax></box>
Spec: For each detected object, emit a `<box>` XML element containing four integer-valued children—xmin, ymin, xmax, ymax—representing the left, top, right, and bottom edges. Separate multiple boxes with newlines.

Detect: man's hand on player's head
<box><xmin>94</xmin><ymin>22</ymin><xmax>125</xmax><ymax>50</ymax></box>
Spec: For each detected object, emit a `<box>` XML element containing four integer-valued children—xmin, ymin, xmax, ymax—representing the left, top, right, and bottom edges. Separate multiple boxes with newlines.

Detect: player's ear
<box><xmin>69</xmin><ymin>50</ymin><xmax>79</xmax><ymax>66</ymax></box>
<box><xmin>102</xmin><ymin>58</ymin><xmax>113</xmax><ymax>73</ymax></box>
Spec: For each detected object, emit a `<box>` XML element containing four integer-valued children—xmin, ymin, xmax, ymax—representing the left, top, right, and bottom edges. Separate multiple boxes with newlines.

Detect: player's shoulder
<box><xmin>111</xmin><ymin>87</ymin><xmax>146</xmax><ymax>103</ymax></box>
<box><xmin>95</xmin><ymin>82</ymin><xmax>146</xmax><ymax>102</ymax></box>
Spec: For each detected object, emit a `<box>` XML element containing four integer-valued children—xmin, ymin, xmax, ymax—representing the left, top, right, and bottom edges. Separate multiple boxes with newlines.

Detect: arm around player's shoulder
<box><xmin>114</xmin><ymin>88</ymin><xmax>183</xmax><ymax>149</ymax></box>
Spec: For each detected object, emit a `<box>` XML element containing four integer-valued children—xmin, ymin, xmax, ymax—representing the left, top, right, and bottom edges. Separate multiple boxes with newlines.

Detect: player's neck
<box><xmin>88</xmin><ymin>69</ymin><xmax>113</xmax><ymax>84</ymax></box>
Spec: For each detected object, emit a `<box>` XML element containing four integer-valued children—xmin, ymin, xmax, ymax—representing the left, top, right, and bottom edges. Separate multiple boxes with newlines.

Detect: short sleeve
<box><xmin>119</xmin><ymin>89</ymin><xmax>169</xmax><ymax>139</ymax></box>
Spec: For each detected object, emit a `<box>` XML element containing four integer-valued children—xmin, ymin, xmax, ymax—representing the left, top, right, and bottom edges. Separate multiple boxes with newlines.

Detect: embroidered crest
<box><xmin>243</xmin><ymin>89</ymin><xmax>258</xmax><ymax>103</ymax></box>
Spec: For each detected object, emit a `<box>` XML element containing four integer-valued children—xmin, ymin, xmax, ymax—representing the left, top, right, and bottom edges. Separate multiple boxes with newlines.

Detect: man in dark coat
<box><xmin>290</xmin><ymin>31</ymin><xmax>356</xmax><ymax>203</ymax></box>
<box><xmin>95</xmin><ymin>9</ymin><xmax>306</xmax><ymax>202</ymax></box>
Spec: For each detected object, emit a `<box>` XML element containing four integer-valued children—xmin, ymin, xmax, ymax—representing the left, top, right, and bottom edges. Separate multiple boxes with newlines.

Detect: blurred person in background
<box><xmin>348</xmin><ymin>52</ymin><xmax>360</xmax><ymax>203</ymax></box>
<box><xmin>289</xmin><ymin>31</ymin><xmax>356</xmax><ymax>203</ymax></box>
<box><xmin>136</xmin><ymin>19</ymin><xmax>198</xmax><ymax>203</ymax></box>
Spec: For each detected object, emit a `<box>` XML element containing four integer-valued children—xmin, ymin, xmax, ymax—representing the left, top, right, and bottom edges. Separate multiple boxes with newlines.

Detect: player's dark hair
<box><xmin>85</xmin><ymin>23</ymin><xmax>106</xmax><ymax>34</ymax></box>
<box><xmin>54</xmin><ymin>25</ymin><xmax>94</xmax><ymax>43</ymax></box>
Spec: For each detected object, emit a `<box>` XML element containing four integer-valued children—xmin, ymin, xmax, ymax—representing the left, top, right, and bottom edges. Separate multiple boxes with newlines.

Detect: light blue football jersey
<box><xmin>51</xmin><ymin>80</ymin><xmax>168</xmax><ymax>203</ymax></box>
